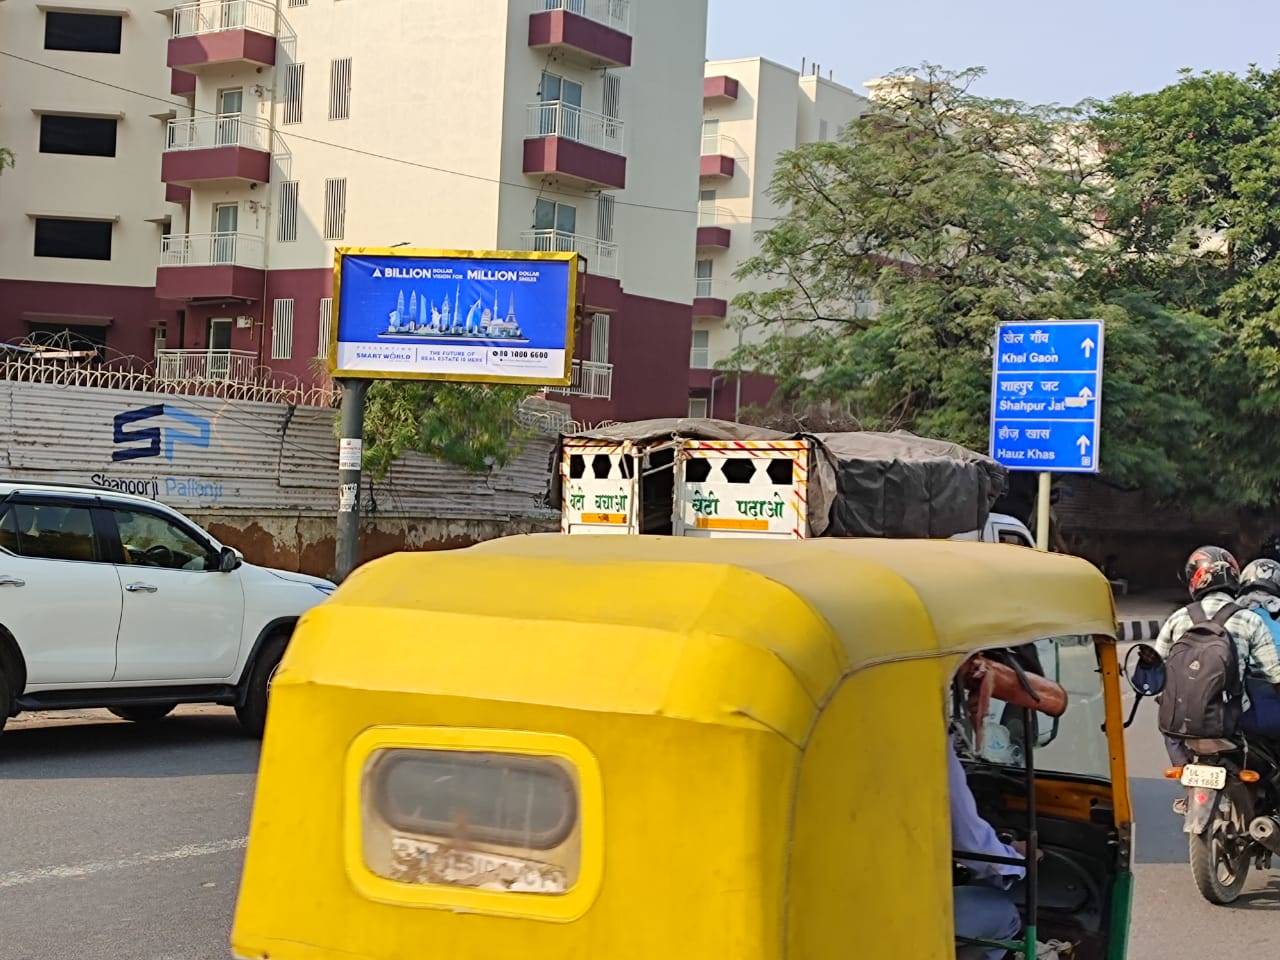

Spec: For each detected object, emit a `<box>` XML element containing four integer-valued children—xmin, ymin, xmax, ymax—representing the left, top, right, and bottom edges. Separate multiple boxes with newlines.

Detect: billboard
<box><xmin>330</xmin><ymin>248</ymin><xmax>578</xmax><ymax>384</ymax></box>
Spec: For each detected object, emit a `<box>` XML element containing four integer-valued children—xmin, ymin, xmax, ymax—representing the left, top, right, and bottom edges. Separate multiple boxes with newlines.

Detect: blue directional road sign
<box><xmin>990</xmin><ymin>320</ymin><xmax>1104</xmax><ymax>473</ymax></box>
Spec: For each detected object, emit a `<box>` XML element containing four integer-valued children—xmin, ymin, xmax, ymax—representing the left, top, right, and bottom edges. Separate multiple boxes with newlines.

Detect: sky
<box><xmin>707</xmin><ymin>0</ymin><xmax>1280</xmax><ymax>106</ymax></box>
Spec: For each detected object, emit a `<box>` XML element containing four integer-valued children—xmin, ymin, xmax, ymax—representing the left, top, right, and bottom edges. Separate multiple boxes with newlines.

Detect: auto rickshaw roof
<box><xmin>311</xmin><ymin>536</ymin><xmax>1116</xmax><ymax>745</ymax></box>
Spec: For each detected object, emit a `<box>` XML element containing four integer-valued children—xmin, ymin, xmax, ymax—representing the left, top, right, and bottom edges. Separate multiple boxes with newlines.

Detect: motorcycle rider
<box><xmin>1153</xmin><ymin>547</ymin><xmax>1280</xmax><ymax>764</ymax></box>
<box><xmin>1235</xmin><ymin>558</ymin><xmax>1280</xmax><ymax>736</ymax></box>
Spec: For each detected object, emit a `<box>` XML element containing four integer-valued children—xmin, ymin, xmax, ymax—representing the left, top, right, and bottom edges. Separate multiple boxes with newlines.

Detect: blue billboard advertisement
<box><xmin>330</xmin><ymin>249</ymin><xmax>578</xmax><ymax>384</ymax></box>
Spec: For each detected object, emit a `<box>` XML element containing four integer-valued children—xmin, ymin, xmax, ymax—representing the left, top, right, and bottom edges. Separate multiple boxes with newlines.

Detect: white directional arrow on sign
<box><xmin>1076</xmin><ymin>435</ymin><xmax>1091</xmax><ymax>455</ymax></box>
<box><xmin>1078</xmin><ymin>386</ymin><xmax>1094</xmax><ymax>400</ymax></box>
<box><xmin>1081</xmin><ymin>337</ymin><xmax>1096</xmax><ymax>359</ymax></box>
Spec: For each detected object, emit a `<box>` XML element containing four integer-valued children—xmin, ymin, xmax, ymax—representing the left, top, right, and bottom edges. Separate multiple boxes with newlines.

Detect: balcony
<box><xmin>704</xmin><ymin>76</ymin><xmax>740</xmax><ymax>103</ymax></box>
<box><xmin>700</xmin><ymin>134</ymin><xmax>742</xmax><ymax>180</ymax></box>
<box><xmin>162</xmin><ymin>115</ymin><xmax>272</xmax><ymax>186</ymax></box>
<box><xmin>156</xmin><ymin>349</ymin><xmax>258</xmax><ymax>384</ymax></box>
<box><xmin>522</xmin><ymin>229</ymin><xmax>618</xmax><ymax>278</ymax></box>
<box><xmin>155</xmin><ymin>232</ymin><xmax>265</xmax><ymax>301</ymax></box>
<box><xmin>525</xmin><ymin>101</ymin><xmax>626</xmax><ymax>191</ymax></box>
<box><xmin>696</xmin><ymin>205</ymin><xmax>733</xmax><ymax>250</ymax></box>
<box><xmin>529</xmin><ymin>0</ymin><xmax>631</xmax><ymax>69</ymax></box>
<box><xmin>693</xmin><ymin>277</ymin><xmax>728</xmax><ymax>319</ymax></box>
<box><xmin>168</xmin><ymin>0</ymin><xmax>278</xmax><ymax>71</ymax></box>
<box><xmin>548</xmin><ymin>359</ymin><xmax>614</xmax><ymax>400</ymax></box>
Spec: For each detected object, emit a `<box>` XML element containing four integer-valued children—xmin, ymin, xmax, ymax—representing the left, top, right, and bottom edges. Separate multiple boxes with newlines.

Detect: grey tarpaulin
<box><xmin>555</xmin><ymin>419</ymin><xmax>1007</xmax><ymax>539</ymax></box>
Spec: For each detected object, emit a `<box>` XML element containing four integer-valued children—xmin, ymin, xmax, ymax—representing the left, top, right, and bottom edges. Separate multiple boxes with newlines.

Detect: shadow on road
<box><xmin>0</xmin><ymin>713</ymin><xmax>258</xmax><ymax>780</ymax></box>
<box><xmin>1228</xmin><ymin>875</ymin><xmax>1280</xmax><ymax>911</ymax></box>
<box><xmin>1132</xmin><ymin>775</ymin><xmax>1188</xmax><ymax>865</ymax></box>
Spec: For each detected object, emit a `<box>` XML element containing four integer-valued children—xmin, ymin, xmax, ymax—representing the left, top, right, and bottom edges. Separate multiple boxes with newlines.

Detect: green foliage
<box><xmin>0</xmin><ymin>147</ymin><xmax>13</xmax><ymax>174</ymax></box>
<box><xmin>359</xmin><ymin>381</ymin><xmax>534</xmax><ymax>480</ymax></box>
<box><xmin>731</xmin><ymin>64</ymin><xmax>1220</xmax><ymax>497</ymax></box>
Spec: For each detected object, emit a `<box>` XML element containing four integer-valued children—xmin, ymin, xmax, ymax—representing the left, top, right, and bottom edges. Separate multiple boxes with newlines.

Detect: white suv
<box><xmin>0</xmin><ymin>481</ymin><xmax>334</xmax><ymax>736</ymax></box>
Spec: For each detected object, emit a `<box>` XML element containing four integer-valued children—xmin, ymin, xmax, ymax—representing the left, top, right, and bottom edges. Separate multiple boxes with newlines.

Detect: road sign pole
<box><xmin>1036</xmin><ymin>471</ymin><xmax>1051</xmax><ymax>552</ymax></box>
<box><xmin>335</xmin><ymin>378</ymin><xmax>369</xmax><ymax>582</ymax></box>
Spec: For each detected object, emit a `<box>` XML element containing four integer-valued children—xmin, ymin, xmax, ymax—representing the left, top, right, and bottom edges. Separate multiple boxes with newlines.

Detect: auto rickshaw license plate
<box><xmin>1181</xmin><ymin>764</ymin><xmax>1227</xmax><ymax>789</ymax></box>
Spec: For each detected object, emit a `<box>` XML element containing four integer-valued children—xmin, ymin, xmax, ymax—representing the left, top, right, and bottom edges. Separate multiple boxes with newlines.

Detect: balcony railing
<box><xmin>697</xmin><ymin>205</ymin><xmax>735</xmax><ymax>227</ymax></box>
<box><xmin>159</xmin><ymin>232</ymin><xmax>265</xmax><ymax>269</ymax></box>
<box><xmin>156</xmin><ymin>349</ymin><xmax>258</xmax><ymax>384</ymax></box>
<box><xmin>534</xmin><ymin>0</ymin><xmax>630</xmax><ymax>33</ymax></box>
<box><xmin>695</xmin><ymin>277</ymin><xmax>726</xmax><ymax>299</ymax></box>
<box><xmin>701</xmin><ymin>133</ymin><xmax>744</xmax><ymax>158</ymax></box>
<box><xmin>522</xmin><ymin>229</ymin><xmax>619</xmax><ymax>278</ymax></box>
<box><xmin>527</xmin><ymin>101</ymin><xmax>624</xmax><ymax>155</ymax></box>
<box><xmin>549</xmin><ymin>359</ymin><xmax>614</xmax><ymax>400</ymax></box>
<box><xmin>172</xmin><ymin>0</ymin><xmax>277</xmax><ymax>38</ymax></box>
<box><xmin>166</xmin><ymin>115</ymin><xmax>271</xmax><ymax>152</ymax></box>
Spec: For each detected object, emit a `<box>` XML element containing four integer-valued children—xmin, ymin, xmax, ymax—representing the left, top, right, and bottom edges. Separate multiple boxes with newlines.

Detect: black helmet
<box><xmin>1242</xmin><ymin>558</ymin><xmax>1280</xmax><ymax>598</ymax></box>
<box><xmin>1183</xmin><ymin>546</ymin><xmax>1241</xmax><ymax>600</ymax></box>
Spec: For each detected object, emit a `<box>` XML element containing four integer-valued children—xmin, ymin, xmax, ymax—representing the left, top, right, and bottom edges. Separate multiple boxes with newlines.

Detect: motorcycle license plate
<box><xmin>1181</xmin><ymin>764</ymin><xmax>1227</xmax><ymax>790</ymax></box>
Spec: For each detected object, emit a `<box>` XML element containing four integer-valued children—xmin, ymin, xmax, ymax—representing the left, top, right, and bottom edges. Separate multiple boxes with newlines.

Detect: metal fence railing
<box><xmin>534</xmin><ymin>0</ymin><xmax>630</xmax><ymax>33</ymax></box>
<box><xmin>172</xmin><ymin>0</ymin><xmax>277</xmax><ymax>37</ymax></box>
<box><xmin>548</xmin><ymin>360</ymin><xmax>614</xmax><ymax>400</ymax></box>
<box><xmin>527</xmin><ymin>101</ymin><xmax>624</xmax><ymax>155</ymax></box>
<box><xmin>522</xmin><ymin>230</ymin><xmax>619</xmax><ymax>278</ymax></box>
<box><xmin>159</xmin><ymin>233</ymin><xmax>265</xmax><ymax>269</ymax></box>
<box><xmin>166</xmin><ymin>115</ymin><xmax>271</xmax><ymax>152</ymax></box>
<box><xmin>156</xmin><ymin>349</ymin><xmax>258</xmax><ymax>384</ymax></box>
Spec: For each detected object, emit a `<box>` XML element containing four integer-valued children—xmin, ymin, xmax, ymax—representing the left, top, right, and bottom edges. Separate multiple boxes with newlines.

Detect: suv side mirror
<box><xmin>217</xmin><ymin>546</ymin><xmax>243</xmax><ymax>573</ymax></box>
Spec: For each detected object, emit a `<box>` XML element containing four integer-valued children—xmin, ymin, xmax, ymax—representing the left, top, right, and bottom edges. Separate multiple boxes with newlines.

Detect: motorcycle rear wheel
<box><xmin>1189</xmin><ymin>795</ymin><xmax>1251</xmax><ymax>904</ymax></box>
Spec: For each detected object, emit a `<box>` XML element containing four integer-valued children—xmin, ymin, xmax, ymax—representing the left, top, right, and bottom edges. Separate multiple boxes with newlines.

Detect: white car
<box><xmin>0</xmin><ymin>481</ymin><xmax>334</xmax><ymax>736</ymax></box>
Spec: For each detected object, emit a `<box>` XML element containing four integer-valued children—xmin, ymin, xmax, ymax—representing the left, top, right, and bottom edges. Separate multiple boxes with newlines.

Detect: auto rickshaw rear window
<box><xmin>374</xmin><ymin>750</ymin><xmax>577</xmax><ymax>849</ymax></box>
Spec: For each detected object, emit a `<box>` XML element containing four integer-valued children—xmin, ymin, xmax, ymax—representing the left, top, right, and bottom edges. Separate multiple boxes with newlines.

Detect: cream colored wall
<box><xmin>697</xmin><ymin>57</ymin><xmax>868</xmax><ymax>368</ymax></box>
<box><xmin>0</xmin><ymin>0</ymin><xmax>177</xmax><ymax>286</ymax></box>
<box><xmin>240</xmin><ymin>0</ymin><xmax>510</xmax><ymax>272</ymax></box>
<box><xmin>496</xmin><ymin>0</ymin><xmax>706</xmax><ymax>307</ymax></box>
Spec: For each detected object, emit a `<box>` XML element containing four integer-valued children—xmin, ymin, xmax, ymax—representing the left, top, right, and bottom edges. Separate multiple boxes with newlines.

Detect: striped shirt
<box><xmin>1155</xmin><ymin>592</ymin><xmax>1280</xmax><ymax>711</ymax></box>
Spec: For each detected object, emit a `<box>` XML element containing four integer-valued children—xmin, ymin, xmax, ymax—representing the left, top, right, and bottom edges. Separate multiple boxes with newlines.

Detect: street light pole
<box><xmin>335</xmin><ymin>378</ymin><xmax>370</xmax><ymax>581</ymax></box>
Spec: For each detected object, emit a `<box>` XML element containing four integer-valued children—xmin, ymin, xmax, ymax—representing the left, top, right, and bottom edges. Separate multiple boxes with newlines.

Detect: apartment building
<box><xmin>690</xmin><ymin>57</ymin><xmax>868</xmax><ymax>419</ymax></box>
<box><xmin>0</xmin><ymin>2</ymin><xmax>184</xmax><ymax>359</ymax></box>
<box><xmin>0</xmin><ymin>0</ymin><xmax>709</xmax><ymax>424</ymax></box>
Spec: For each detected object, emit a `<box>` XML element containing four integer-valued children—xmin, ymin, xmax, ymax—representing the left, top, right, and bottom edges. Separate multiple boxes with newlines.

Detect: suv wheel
<box><xmin>235</xmin><ymin>632</ymin><xmax>288</xmax><ymax>738</ymax></box>
<box><xmin>109</xmin><ymin>703</ymin><xmax>178</xmax><ymax>724</ymax></box>
<box><xmin>0</xmin><ymin>667</ymin><xmax>10</xmax><ymax>737</ymax></box>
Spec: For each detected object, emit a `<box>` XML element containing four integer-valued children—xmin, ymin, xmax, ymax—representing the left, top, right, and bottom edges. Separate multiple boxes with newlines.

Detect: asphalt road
<box><xmin>0</xmin><ymin>699</ymin><xmax>1276</xmax><ymax>960</ymax></box>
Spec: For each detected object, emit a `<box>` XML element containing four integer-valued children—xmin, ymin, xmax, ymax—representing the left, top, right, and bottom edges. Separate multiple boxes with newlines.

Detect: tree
<box><xmin>731</xmin><ymin>65</ymin><xmax>1216</xmax><ymax>497</ymax></box>
<box><xmin>0</xmin><ymin>147</ymin><xmax>13</xmax><ymax>174</ymax></box>
<box><xmin>1089</xmin><ymin>66</ymin><xmax>1280</xmax><ymax>506</ymax></box>
<box><xmin>358</xmin><ymin>381</ymin><xmax>534</xmax><ymax>480</ymax></box>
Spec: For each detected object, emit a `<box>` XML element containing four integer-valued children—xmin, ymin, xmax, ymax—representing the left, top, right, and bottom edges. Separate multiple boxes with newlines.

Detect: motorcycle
<box><xmin>1126</xmin><ymin>646</ymin><xmax>1280</xmax><ymax>904</ymax></box>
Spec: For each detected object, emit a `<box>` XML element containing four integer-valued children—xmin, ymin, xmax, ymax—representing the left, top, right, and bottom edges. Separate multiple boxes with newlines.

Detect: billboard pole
<box><xmin>335</xmin><ymin>378</ymin><xmax>369</xmax><ymax>582</ymax></box>
<box><xmin>1035</xmin><ymin>471</ymin><xmax>1051</xmax><ymax>552</ymax></box>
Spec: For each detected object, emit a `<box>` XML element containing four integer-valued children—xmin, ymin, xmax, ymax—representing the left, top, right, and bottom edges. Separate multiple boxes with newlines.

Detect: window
<box><xmin>323</xmin><ymin>177</ymin><xmax>347</xmax><ymax>240</ymax></box>
<box><xmin>317</xmin><ymin>298</ymin><xmax>333</xmax><ymax>357</ymax></box>
<box><xmin>596</xmin><ymin>195</ymin><xmax>614</xmax><ymax>243</ymax></box>
<box><xmin>329</xmin><ymin>57</ymin><xmax>352</xmax><ymax>120</ymax></box>
<box><xmin>538</xmin><ymin>71</ymin><xmax>582</xmax><ymax>138</ymax></box>
<box><xmin>688</xmin><ymin>397</ymin><xmax>709</xmax><ymax>418</ymax></box>
<box><xmin>589</xmin><ymin>313</ymin><xmax>610</xmax><ymax>364</ymax></box>
<box><xmin>539</xmin><ymin>72</ymin><xmax>583</xmax><ymax>107</ymax></box>
<box><xmin>818</xmin><ymin>119</ymin><xmax>829</xmax><ymax>141</ymax></box>
<box><xmin>1</xmin><ymin>503</ymin><xmax>99</xmax><ymax>563</ymax></box>
<box><xmin>534</xmin><ymin>198</ymin><xmax>576</xmax><ymax>237</ymax></box>
<box><xmin>701</xmin><ymin>117</ymin><xmax>720</xmax><ymax>153</ymax></box>
<box><xmin>154</xmin><ymin>324</ymin><xmax>167</xmax><ymax>356</ymax></box>
<box><xmin>39</xmin><ymin>115</ymin><xmax>117</xmax><ymax>157</ymax></box>
<box><xmin>695</xmin><ymin>259</ymin><xmax>714</xmax><ymax>298</ymax></box>
<box><xmin>114</xmin><ymin>509</ymin><xmax>212</xmax><ymax>571</ymax></box>
<box><xmin>690</xmin><ymin>329</ymin><xmax>710</xmax><ymax>368</ymax></box>
<box><xmin>44</xmin><ymin>12</ymin><xmax>122</xmax><ymax>54</ymax></box>
<box><xmin>272</xmin><ymin>298</ymin><xmax>295</xmax><ymax>360</ymax></box>
<box><xmin>283</xmin><ymin>63</ymin><xmax>305</xmax><ymax>125</ymax></box>
<box><xmin>602</xmin><ymin>73</ymin><xmax>621</xmax><ymax>140</ymax></box>
<box><xmin>698</xmin><ymin>188</ymin><xmax>717</xmax><ymax>225</ymax></box>
<box><xmin>34</xmin><ymin>218</ymin><xmax>112</xmax><ymax>261</ymax></box>
<box><xmin>277</xmin><ymin>181</ymin><xmax>299</xmax><ymax>242</ymax></box>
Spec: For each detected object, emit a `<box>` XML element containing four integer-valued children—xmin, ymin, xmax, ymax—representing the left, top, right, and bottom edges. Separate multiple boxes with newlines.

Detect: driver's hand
<box><xmin>1011</xmin><ymin>840</ymin><xmax>1044</xmax><ymax>862</ymax></box>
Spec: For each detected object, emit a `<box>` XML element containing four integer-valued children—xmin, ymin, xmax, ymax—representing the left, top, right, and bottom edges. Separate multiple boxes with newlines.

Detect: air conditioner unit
<box><xmin>236</xmin><ymin>316</ymin><xmax>253</xmax><ymax>329</ymax></box>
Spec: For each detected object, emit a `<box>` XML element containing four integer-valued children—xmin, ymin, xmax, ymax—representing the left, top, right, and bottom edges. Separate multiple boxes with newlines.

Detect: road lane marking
<box><xmin>0</xmin><ymin>837</ymin><xmax>248</xmax><ymax>889</ymax></box>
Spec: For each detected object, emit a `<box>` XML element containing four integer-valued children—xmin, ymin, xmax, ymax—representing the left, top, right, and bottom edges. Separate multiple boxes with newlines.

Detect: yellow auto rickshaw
<box><xmin>232</xmin><ymin>535</ymin><xmax>1133</xmax><ymax>960</ymax></box>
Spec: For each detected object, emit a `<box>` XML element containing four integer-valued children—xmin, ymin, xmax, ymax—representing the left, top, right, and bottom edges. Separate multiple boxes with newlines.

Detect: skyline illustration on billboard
<box><xmin>331</xmin><ymin>250</ymin><xmax>577</xmax><ymax>384</ymax></box>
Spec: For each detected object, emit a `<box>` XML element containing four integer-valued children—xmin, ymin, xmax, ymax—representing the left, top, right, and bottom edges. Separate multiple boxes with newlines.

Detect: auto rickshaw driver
<box><xmin>950</xmin><ymin>653</ymin><xmax>1071</xmax><ymax>960</ymax></box>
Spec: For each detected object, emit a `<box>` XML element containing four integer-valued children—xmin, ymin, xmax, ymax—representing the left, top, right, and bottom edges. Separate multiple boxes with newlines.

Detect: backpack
<box><xmin>1158</xmin><ymin>602</ymin><xmax>1244</xmax><ymax>739</ymax></box>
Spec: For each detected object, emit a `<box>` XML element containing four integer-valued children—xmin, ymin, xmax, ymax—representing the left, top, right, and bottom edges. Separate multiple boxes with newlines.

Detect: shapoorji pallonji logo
<box><xmin>112</xmin><ymin>404</ymin><xmax>212</xmax><ymax>463</ymax></box>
